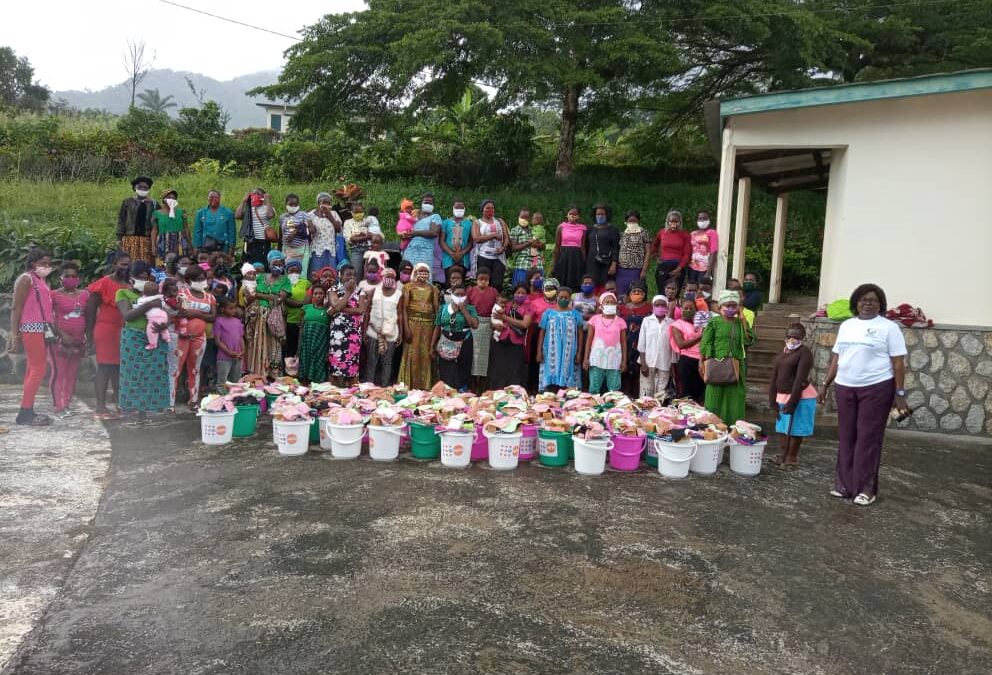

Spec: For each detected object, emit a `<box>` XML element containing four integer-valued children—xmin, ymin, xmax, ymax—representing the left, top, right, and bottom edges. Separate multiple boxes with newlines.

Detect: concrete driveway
<box><xmin>1</xmin><ymin>388</ymin><xmax>990</xmax><ymax>674</ymax></box>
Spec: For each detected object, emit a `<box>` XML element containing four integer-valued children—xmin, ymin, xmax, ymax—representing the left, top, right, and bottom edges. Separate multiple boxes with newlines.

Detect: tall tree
<box><xmin>0</xmin><ymin>46</ymin><xmax>49</xmax><ymax>112</ymax></box>
<box><xmin>137</xmin><ymin>88</ymin><xmax>177</xmax><ymax>114</ymax></box>
<box><xmin>254</xmin><ymin>0</ymin><xmax>680</xmax><ymax>179</ymax></box>
<box><xmin>123</xmin><ymin>39</ymin><xmax>153</xmax><ymax>108</ymax></box>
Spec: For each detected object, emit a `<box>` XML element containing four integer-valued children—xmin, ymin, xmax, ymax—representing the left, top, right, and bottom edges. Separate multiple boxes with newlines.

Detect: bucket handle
<box><xmin>372</xmin><ymin>425</ymin><xmax>406</xmax><ymax>436</ymax></box>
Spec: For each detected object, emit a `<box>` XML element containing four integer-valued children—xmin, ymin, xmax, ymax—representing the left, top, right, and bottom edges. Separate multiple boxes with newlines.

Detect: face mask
<box><xmin>544</xmin><ymin>290</ymin><xmax>557</xmax><ymax>301</ymax></box>
<box><xmin>595</xmin><ymin>215</ymin><xmax>607</xmax><ymax>225</ymax></box>
<box><xmin>270</xmin><ymin>266</ymin><xmax>284</xmax><ymax>276</ymax></box>
<box><xmin>416</xmin><ymin>273</ymin><xmax>429</xmax><ymax>284</ymax></box>
<box><xmin>382</xmin><ymin>276</ymin><xmax>397</xmax><ymax>289</ymax></box>
<box><xmin>653</xmin><ymin>306</ymin><xmax>668</xmax><ymax>318</ymax></box>
<box><xmin>453</xmin><ymin>208</ymin><xmax>466</xmax><ymax>218</ymax></box>
<box><xmin>450</xmin><ymin>294</ymin><xmax>466</xmax><ymax>306</ymax></box>
<box><xmin>684</xmin><ymin>291</ymin><xmax>697</xmax><ymax>300</ymax></box>
<box><xmin>190</xmin><ymin>280</ymin><xmax>208</xmax><ymax>292</ymax></box>
<box><xmin>288</xmin><ymin>273</ymin><xmax>301</xmax><ymax>284</ymax></box>
<box><xmin>62</xmin><ymin>276</ymin><xmax>80</xmax><ymax>290</ymax></box>
<box><xmin>208</xmin><ymin>197</ymin><xmax>220</xmax><ymax>208</ymax></box>
<box><xmin>250</xmin><ymin>194</ymin><xmax>264</xmax><ymax>207</ymax></box>
<box><xmin>580</xmin><ymin>283</ymin><xmax>594</xmax><ymax>294</ymax></box>
<box><xmin>132</xmin><ymin>279</ymin><xmax>146</xmax><ymax>292</ymax></box>
<box><xmin>630</xmin><ymin>292</ymin><xmax>645</xmax><ymax>303</ymax></box>
<box><xmin>532</xmin><ymin>279</ymin><xmax>543</xmax><ymax>291</ymax></box>
<box><xmin>557</xmin><ymin>297</ymin><xmax>570</xmax><ymax>309</ymax></box>
<box><xmin>518</xmin><ymin>218</ymin><xmax>529</xmax><ymax>227</ymax></box>
<box><xmin>135</xmin><ymin>189</ymin><xmax>149</xmax><ymax>198</ymax></box>
<box><xmin>743</xmin><ymin>281</ymin><xmax>756</xmax><ymax>291</ymax></box>
<box><xmin>701</xmin><ymin>291</ymin><xmax>711</xmax><ymax>299</ymax></box>
<box><xmin>420</xmin><ymin>203</ymin><xmax>434</xmax><ymax>214</ymax></box>
<box><xmin>399</xmin><ymin>272</ymin><xmax>411</xmax><ymax>283</ymax></box>
<box><xmin>785</xmin><ymin>338</ymin><xmax>802</xmax><ymax>351</ymax></box>
<box><xmin>697</xmin><ymin>220</ymin><xmax>710</xmax><ymax>229</ymax></box>
<box><xmin>514</xmin><ymin>295</ymin><xmax>527</xmax><ymax>305</ymax></box>
<box><xmin>34</xmin><ymin>266</ymin><xmax>53</xmax><ymax>278</ymax></box>
<box><xmin>722</xmin><ymin>307</ymin><xmax>739</xmax><ymax>318</ymax></box>
<box><xmin>352</xmin><ymin>211</ymin><xmax>365</xmax><ymax>221</ymax></box>
<box><xmin>602</xmin><ymin>304</ymin><xmax>617</xmax><ymax>316</ymax></box>
<box><xmin>287</xmin><ymin>205</ymin><xmax>300</xmax><ymax>214</ymax></box>
<box><xmin>177</xmin><ymin>266</ymin><xmax>188</xmax><ymax>277</ymax></box>
<box><xmin>165</xmin><ymin>198</ymin><xmax>178</xmax><ymax>209</ymax></box>
<box><xmin>366</xmin><ymin>272</ymin><xmax>381</xmax><ymax>283</ymax></box>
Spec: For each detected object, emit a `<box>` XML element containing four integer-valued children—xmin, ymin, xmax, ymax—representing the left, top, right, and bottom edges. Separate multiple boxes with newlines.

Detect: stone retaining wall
<box><xmin>803</xmin><ymin>317</ymin><xmax>992</xmax><ymax>437</ymax></box>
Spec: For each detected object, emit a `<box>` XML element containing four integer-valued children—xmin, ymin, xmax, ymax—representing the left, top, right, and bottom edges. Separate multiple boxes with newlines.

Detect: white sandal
<box><xmin>829</xmin><ymin>489</ymin><xmax>847</xmax><ymax>498</ymax></box>
<box><xmin>853</xmin><ymin>493</ymin><xmax>876</xmax><ymax>506</ymax></box>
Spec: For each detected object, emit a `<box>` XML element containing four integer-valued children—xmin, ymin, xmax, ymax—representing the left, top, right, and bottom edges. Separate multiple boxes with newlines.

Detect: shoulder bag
<box><xmin>266</xmin><ymin>299</ymin><xmax>287</xmax><ymax>339</ymax></box>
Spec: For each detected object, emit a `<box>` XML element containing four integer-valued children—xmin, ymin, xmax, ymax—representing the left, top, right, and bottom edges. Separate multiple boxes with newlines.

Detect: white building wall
<box><xmin>726</xmin><ymin>89</ymin><xmax>992</xmax><ymax>326</ymax></box>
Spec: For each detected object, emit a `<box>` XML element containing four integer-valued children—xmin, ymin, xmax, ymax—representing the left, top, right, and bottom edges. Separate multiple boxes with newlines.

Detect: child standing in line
<box><xmin>363</xmin><ymin>233</ymin><xmax>389</xmax><ymax>271</ymax></box>
<box><xmin>397</xmin><ymin>199</ymin><xmax>416</xmax><ymax>251</ymax></box>
<box><xmin>769</xmin><ymin>323</ymin><xmax>817</xmax><ymax>468</ymax></box>
<box><xmin>638</xmin><ymin>296</ymin><xmax>674</xmax><ymax>399</ymax></box>
<box><xmin>212</xmin><ymin>298</ymin><xmax>245</xmax><ymax>391</ymax></box>
<box><xmin>583</xmin><ymin>292</ymin><xmax>627</xmax><ymax>395</ymax></box>
<box><xmin>537</xmin><ymin>285</ymin><xmax>585</xmax><ymax>392</ymax></box>
<box><xmin>467</xmin><ymin>267</ymin><xmax>499</xmax><ymax>391</ymax></box>
<box><xmin>694</xmin><ymin>298</ymin><xmax>717</xmax><ymax>332</ymax></box>
<box><xmin>572</xmin><ymin>274</ymin><xmax>598</xmax><ymax>319</ymax></box>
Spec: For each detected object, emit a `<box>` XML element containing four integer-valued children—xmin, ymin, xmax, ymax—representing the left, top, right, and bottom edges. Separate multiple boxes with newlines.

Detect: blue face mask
<box><xmin>595</xmin><ymin>215</ymin><xmax>607</xmax><ymax>225</ymax></box>
<box><xmin>580</xmin><ymin>283</ymin><xmax>594</xmax><ymax>294</ymax></box>
<box><xmin>684</xmin><ymin>291</ymin><xmax>696</xmax><ymax>300</ymax></box>
<box><xmin>532</xmin><ymin>278</ymin><xmax>543</xmax><ymax>291</ymax></box>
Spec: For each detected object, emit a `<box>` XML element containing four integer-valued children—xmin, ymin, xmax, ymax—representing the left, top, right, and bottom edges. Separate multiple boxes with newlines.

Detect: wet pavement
<box><xmin>2</xmin><ymin>389</ymin><xmax>991</xmax><ymax>674</ymax></box>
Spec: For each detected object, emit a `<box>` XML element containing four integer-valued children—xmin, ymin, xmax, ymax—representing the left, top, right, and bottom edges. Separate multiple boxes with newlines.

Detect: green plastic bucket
<box><xmin>232</xmin><ymin>405</ymin><xmax>260</xmax><ymax>437</ymax></box>
<box><xmin>265</xmin><ymin>393</ymin><xmax>279</xmax><ymax>409</ymax></box>
<box><xmin>537</xmin><ymin>429</ymin><xmax>572</xmax><ymax>467</ymax></box>
<box><xmin>409</xmin><ymin>421</ymin><xmax>441</xmax><ymax>460</ymax></box>
<box><xmin>645</xmin><ymin>433</ymin><xmax>659</xmax><ymax>468</ymax></box>
<box><xmin>309</xmin><ymin>417</ymin><xmax>320</xmax><ymax>444</ymax></box>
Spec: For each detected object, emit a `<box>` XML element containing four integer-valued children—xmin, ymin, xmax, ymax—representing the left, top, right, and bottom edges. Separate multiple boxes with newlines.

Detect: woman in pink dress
<box><xmin>551</xmin><ymin>206</ymin><xmax>587</xmax><ymax>290</ymax></box>
<box><xmin>50</xmin><ymin>262</ymin><xmax>90</xmax><ymax>416</ymax></box>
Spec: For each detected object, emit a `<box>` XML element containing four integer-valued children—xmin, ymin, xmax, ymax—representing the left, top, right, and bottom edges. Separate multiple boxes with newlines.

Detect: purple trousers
<box><xmin>834</xmin><ymin>378</ymin><xmax>895</xmax><ymax>497</ymax></box>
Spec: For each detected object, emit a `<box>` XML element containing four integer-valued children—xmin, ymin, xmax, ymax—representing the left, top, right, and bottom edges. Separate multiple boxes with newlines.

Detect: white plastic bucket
<box><xmin>729</xmin><ymin>441</ymin><xmax>767</xmax><ymax>477</ymax></box>
<box><xmin>368</xmin><ymin>424</ymin><xmax>405</xmax><ymax>462</ymax></box>
<box><xmin>317</xmin><ymin>418</ymin><xmax>335</xmax><ymax>451</ymax></box>
<box><xmin>486</xmin><ymin>431</ymin><xmax>522</xmax><ymax>471</ymax></box>
<box><xmin>690</xmin><ymin>436</ymin><xmax>728</xmax><ymax>475</ymax></box>
<box><xmin>573</xmin><ymin>437</ymin><xmax>614</xmax><ymax>476</ymax></box>
<box><xmin>273</xmin><ymin>419</ymin><xmax>311</xmax><ymax>456</ymax></box>
<box><xmin>439</xmin><ymin>430</ymin><xmax>474</xmax><ymax>469</ymax></box>
<box><xmin>200</xmin><ymin>412</ymin><xmax>236</xmax><ymax>445</ymax></box>
<box><xmin>326</xmin><ymin>422</ymin><xmax>365</xmax><ymax>459</ymax></box>
<box><xmin>656</xmin><ymin>439</ymin><xmax>697</xmax><ymax>479</ymax></box>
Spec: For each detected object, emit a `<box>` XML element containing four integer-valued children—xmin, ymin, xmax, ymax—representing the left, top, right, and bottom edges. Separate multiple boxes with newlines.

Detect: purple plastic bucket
<box><xmin>608</xmin><ymin>433</ymin><xmax>646</xmax><ymax>471</ymax></box>
<box><xmin>519</xmin><ymin>424</ymin><xmax>538</xmax><ymax>461</ymax></box>
<box><xmin>471</xmin><ymin>425</ymin><xmax>489</xmax><ymax>462</ymax></box>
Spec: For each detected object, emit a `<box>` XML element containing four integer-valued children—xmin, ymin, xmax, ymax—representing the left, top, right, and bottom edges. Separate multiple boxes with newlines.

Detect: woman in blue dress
<box><xmin>402</xmin><ymin>193</ymin><xmax>442</xmax><ymax>281</ymax></box>
<box><xmin>536</xmin><ymin>283</ymin><xmax>584</xmax><ymax>392</ymax></box>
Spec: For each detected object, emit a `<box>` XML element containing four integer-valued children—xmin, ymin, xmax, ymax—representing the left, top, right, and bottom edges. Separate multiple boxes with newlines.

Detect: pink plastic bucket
<box><xmin>608</xmin><ymin>433</ymin><xmax>646</xmax><ymax>471</ymax></box>
<box><xmin>471</xmin><ymin>425</ymin><xmax>488</xmax><ymax>462</ymax></box>
<box><xmin>519</xmin><ymin>424</ymin><xmax>538</xmax><ymax>461</ymax></box>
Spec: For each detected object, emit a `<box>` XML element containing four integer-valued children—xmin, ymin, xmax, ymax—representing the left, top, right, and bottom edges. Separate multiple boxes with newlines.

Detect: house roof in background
<box><xmin>719</xmin><ymin>68</ymin><xmax>992</xmax><ymax>118</ymax></box>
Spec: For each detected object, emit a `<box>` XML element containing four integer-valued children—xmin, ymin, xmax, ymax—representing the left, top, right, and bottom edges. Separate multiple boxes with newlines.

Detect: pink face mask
<box><xmin>652</xmin><ymin>306</ymin><xmax>667</xmax><ymax>318</ymax></box>
<box><xmin>61</xmin><ymin>277</ymin><xmax>80</xmax><ymax>290</ymax></box>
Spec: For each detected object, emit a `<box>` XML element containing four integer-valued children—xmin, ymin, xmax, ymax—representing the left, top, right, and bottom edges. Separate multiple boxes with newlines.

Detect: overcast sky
<box><xmin>2</xmin><ymin>0</ymin><xmax>365</xmax><ymax>91</ymax></box>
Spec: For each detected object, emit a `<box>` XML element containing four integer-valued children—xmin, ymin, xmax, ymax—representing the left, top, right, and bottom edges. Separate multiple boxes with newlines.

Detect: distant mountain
<box><xmin>53</xmin><ymin>69</ymin><xmax>281</xmax><ymax>130</ymax></box>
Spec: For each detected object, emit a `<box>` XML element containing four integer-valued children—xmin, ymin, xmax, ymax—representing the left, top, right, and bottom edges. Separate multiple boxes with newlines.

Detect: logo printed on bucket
<box><xmin>287</xmin><ymin>434</ymin><xmax>298</xmax><ymax>444</ymax></box>
<box><xmin>541</xmin><ymin>441</ymin><xmax>557</xmax><ymax>457</ymax></box>
<box><xmin>453</xmin><ymin>444</ymin><xmax>464</xmax><ymax>456</ymax></box>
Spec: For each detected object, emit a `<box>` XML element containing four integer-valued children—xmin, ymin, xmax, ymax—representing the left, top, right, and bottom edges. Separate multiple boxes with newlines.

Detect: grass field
<box><xmin>0</xmin><ymin>175</ymin><xmax>825</xmax><ymax>291</ymax></box>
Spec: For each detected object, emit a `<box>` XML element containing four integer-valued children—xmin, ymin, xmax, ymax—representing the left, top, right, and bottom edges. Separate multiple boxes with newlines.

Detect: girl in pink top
<box><xmin>670</xmin><ymin>298</ymin><xmax>705</xmax><ymax>402</ymax></box>
<box><xmin>10</xmin><ymin>247</ymin><xmax>54</xmax><ymax>426</ymax></box>
<box><xmin>687</xmin><ymin>209</ymin><xmax>718</xmax><ymax>284</ymax></box>
<box><xmin>583</xmin><ymin>292</ymin><xmax>628</xmax><ymax>395</ymax></box>
<box><xmin>51</xmin><ymin>262</ymin><xmax>91</xmax><ymax>415</ymax></box>
<box><xmin>397</xmin><ymin>199</ymin><xmax>416</xmax><ymax>251</ymax></box>
<box><xmin>551</xmin><ymin>206</ymin><xmax>588</xmax><ymax>291</ymax></box>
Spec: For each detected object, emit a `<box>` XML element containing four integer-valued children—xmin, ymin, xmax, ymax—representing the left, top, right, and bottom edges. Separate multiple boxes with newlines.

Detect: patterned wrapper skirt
<box><xmin>470</xmin><ymin>317</ymin><xmax>492</xmax><ymax>377</ymax></box>
<box><xmin>397</xmin><ymin>316</ymin><xmax>436</xmax><ymax>390</ymax></box>
<box><xmin>118</xmin><ymin>327</ymin><xmax>170</xmax><ymax>412</ymax></box>
<box><xmin>121</xmin><ymin>235</ymin><xmax>154</xmax><ymax>266</ymax></box>
<box><xmin>298</xmin><ymin>321</ymin><xmax>329</xmax><ymax>383</ymax></box>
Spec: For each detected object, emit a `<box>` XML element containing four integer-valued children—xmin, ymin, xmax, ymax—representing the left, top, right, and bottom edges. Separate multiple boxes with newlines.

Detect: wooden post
<box><xmin>769</xmin><ymin>192</ymin><xmax>789</xmax><ymax>303</ymax></box>
<box><xmin>731</xmin><ymin>177</ymin><xmax>751</xmax><ymax>282</ymax></box>
<box><xmin>714</xmin><ymin>132</ymin><xmax>736</xmax><ymax>292</ymax></box>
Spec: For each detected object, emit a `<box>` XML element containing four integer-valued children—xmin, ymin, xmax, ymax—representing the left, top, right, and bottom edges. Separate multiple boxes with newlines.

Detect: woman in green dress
<box><xmin>115</xmin><ymin>261</ymin><xmax>171</xmax><ymax>417</ymax></box>
<box><xmin>298</xmin><ymin>285</ymin><xmax>330</xmax><ymax>383</ymax></box>
<box><xmin>151</xmin><ymin>189</ymin><xmax>192</xmax><ymax>265</ymax></box>
<box><xmin>699</xmin><ymin>290</ymin><xmax>755</xmax><ymax>425</ymax></box>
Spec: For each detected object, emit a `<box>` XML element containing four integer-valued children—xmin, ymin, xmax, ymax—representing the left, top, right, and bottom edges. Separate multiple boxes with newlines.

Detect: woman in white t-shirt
<box><xmin>818</xmin><ymin>284</ymin><xmax>909</xmax><ymax>506</ymax></box>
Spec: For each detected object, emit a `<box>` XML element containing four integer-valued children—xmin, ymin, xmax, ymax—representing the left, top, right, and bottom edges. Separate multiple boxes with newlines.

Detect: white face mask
<box><xmin>177</xmin><ymin>266</ymin><xmax>188</xmax><ymax>276</ymax></box>
<box><xmin>452</xmin><ymin>208</ymin><xmax>465</xmax><ymax>218</ymax></box>
<box><xmin>288</xmin><ymin>273</ymin><xmax>301</xmax><ymax>284</ymax></box>
<box><xmin>287</xmin><ymin>205</ymin><xmax>300</xmax><ymax>214</ymax></box>
<box><xmin>190</xmin><ymin>280</ymin><xmax>208</xmax><ymax>292</ymax></box>
<box><xmin>421</xmin><ymin>203</ymin><xmax>434</xmax><ymax>214</ymax></box>
<box><xmin>697</xmin><ymin>219</ymin><xmax>710</xmax><ymax>229</ymax></box>
<box><xmin>34</xmin><ymin>266</ymin><xmax>53</xmax><ymax>278</ymax></box>
<box><xmin>132</xmin><ymin>279</ymin><xmax>146</xmax><ymax>292</ymax></box>
<box><xmin>135</xmin><ymin>189</ymin><xmax>149</xmax><ymax>198</ymax></box>
<box><xmin>165</xmin><ymin>198</ymin><xmax>178</xmax><ymax>209</ymax></box>
<box><xmin>450</xmin><ymin>294</ymin><xmax>466</xmax><ymax>306</ymax></box>
<box><xmin>602</xmin><ymin>304</ymin><xmax>618</xmax><ymax>316</ymax></box>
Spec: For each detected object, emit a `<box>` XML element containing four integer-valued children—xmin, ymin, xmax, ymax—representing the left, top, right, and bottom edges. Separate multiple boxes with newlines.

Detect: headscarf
<box><xmin>316</xmin><ymin>192</ymin><xmax>332</xmax><ymax>205</ymax></box>
<box><xmin>413</xmin><ymin>262</ymin><xmax>431</xmax><ymax>275</ymax></box>
<box><xmin>543</xmin><ymin>277</ymin><xmax>560</xmax><ymax>291</ymax></box>
<box><xmin>599</xmin><ymin>291</ymin><xmax>617</xmax><ymax>304</ymax></box>
<box><xmin>717</xmin><ymin>290</ymin><xmax>739</xmax><ymax>305</ymax></box>
<box><xmin>286</xmin><ymin>259</ymin><xmax>302</xmax><ymax>272</ymax></box>
<box><xmin>252</xmin><ymin>262</ymin><xmax>265</xmax><ymax>272</ymax></box>
<box><xmin>652</xmin><ymin>295</ymin><xmax>668</xmax><ymax>305</ymax></box>
<box><xmin>666</xmin><ymin>209</ymin><xmax>683</xmax><ymax>228</ymax></box>
<box><xmin>267</xmin><ymin>250</ymin><xmax>286</xmax><ymax>265</ymax></box>
<box><xmin>240</xmin><ymin>262</ymin><xmax>256</xmax><ymax>276</ymax></box>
